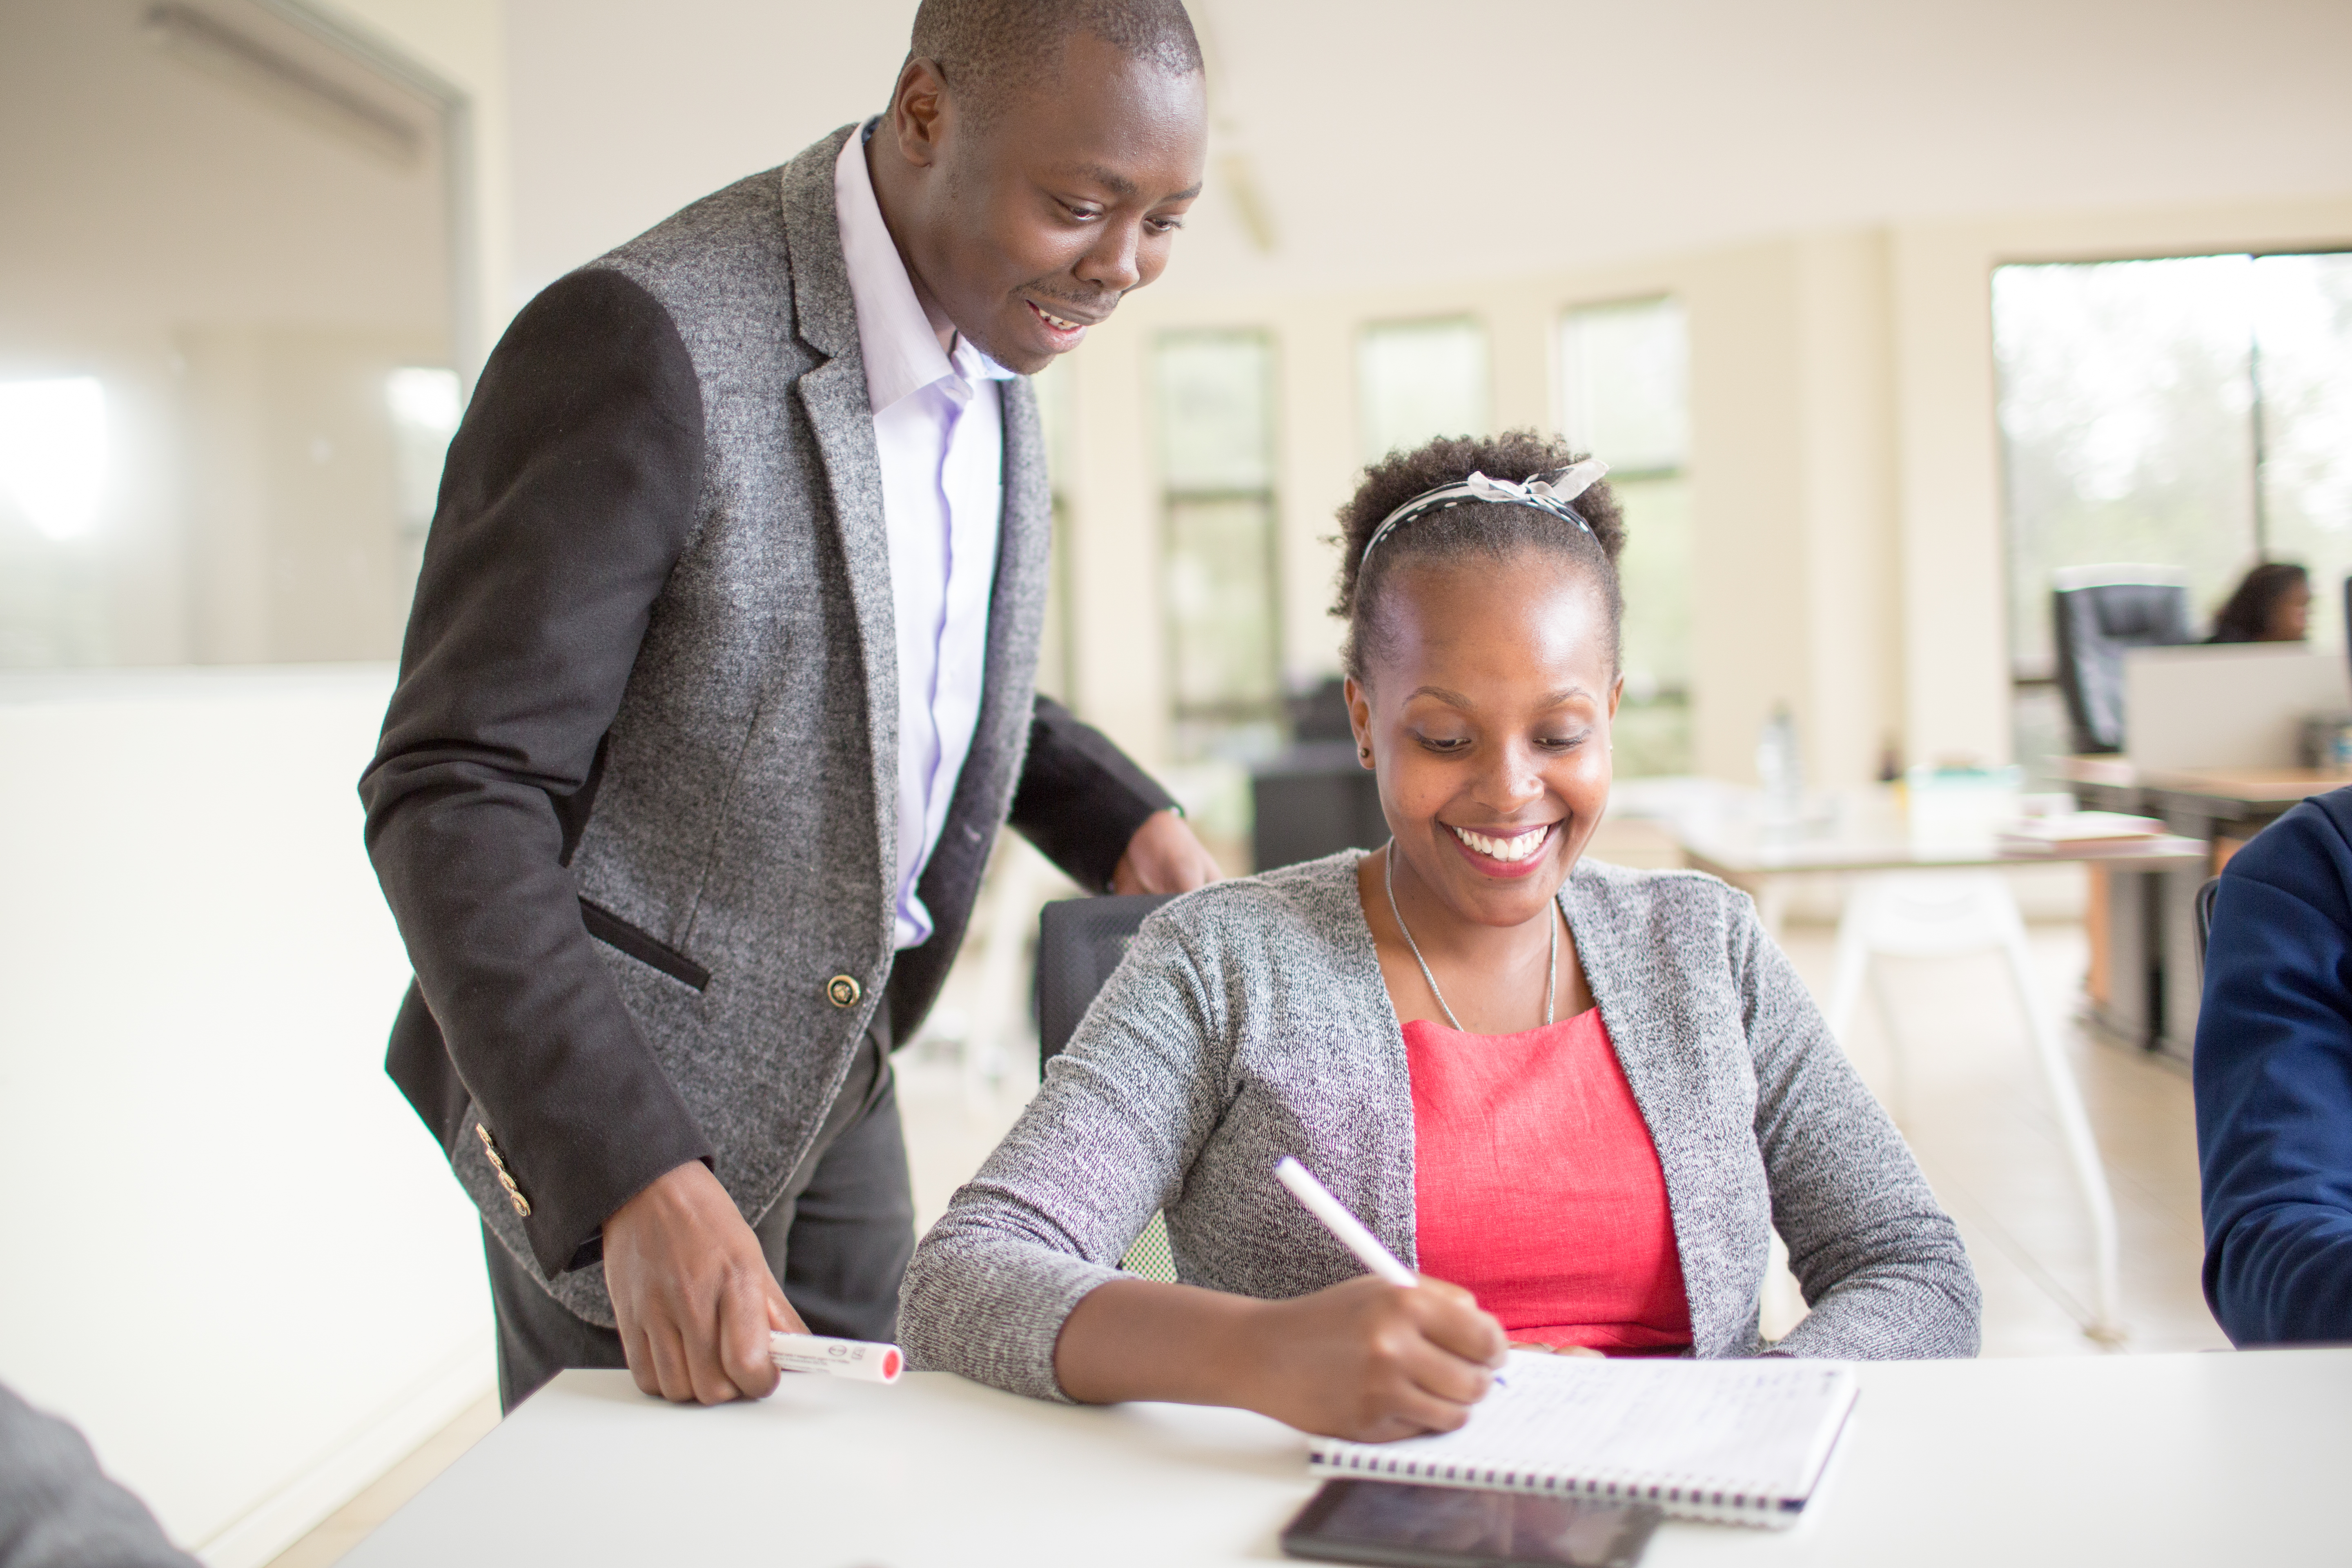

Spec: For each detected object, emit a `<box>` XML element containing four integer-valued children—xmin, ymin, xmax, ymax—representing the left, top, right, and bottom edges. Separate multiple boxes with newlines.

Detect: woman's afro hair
<box><xmin>1329</xmin><ymin>429</ymin><xmax>1627</xmax><ymax>681</ymax></box>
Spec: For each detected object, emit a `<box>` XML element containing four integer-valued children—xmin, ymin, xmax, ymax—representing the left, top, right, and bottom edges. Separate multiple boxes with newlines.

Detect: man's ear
<box><xmin>888</xmin><ymin>58</ymin><xmax>950</xmax><ymax>169</ymax></box>
<box><xmin>1344</xmin><ymin>676</ymin><xmax>1375</xmax><ymax>769</ymax></box>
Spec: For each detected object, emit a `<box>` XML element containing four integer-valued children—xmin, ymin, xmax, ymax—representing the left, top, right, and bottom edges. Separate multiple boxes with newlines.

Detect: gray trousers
<box><xmin>482</xmin><ymin>1020</ymin><xmax>915</xmax><ymax>1411</ymax></box>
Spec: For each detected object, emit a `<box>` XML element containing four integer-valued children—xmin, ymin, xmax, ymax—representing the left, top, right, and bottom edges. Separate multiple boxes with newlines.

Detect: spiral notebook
<box><xmin>1308</xmin><ymin>1353</ymin><xmax>1858</xmax><ymax>1529</ymax></box>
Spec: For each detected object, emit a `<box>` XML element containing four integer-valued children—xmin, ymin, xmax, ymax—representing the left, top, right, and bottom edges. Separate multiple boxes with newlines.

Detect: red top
<box><xmin>1404</xmin><ymin>1008</ymin><xmax>1692</xmax><ymax>1354</ymax></box>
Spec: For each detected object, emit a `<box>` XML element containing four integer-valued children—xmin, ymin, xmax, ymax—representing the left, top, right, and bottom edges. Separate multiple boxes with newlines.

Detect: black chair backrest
<box><xmin>1034</xmin><ymin>893</ymin><xmax>1176</xmax><ymax>1067</ymax></box>
<box><xmin>1285</xmin><ymin>675</ymin><xmax>1356</xmax><ymax>742</ymax></box>
<box><xmin>2194</xmin><ymin>875</ymin><xmax>2221</xmax><ymax>974</ymax></box>
<box><xmin>2052</xmin><ymin>575</ymin><xmax>2192</xmax><ymax>753</ymax></box>
<box><xmin>1250</xmin><ymin>742</ymin><xmax>1388</xmax><ymax>872</ymax></box>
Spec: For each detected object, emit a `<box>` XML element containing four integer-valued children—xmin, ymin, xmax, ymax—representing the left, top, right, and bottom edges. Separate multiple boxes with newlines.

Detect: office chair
<box><xmin>1247</xmin><ymin>677</ymin><xmax>1390</xmax><ymax>872</ymax></box>
<box><xmin>1035</xmin><ymin>893</ymin><xmax>1180</xmax><ymax>1283</ymax></box>
<box><xmin>2051</xmin><ymin>567</ymin><xmax>2192</xmax><ymax>753</ymax></box>
<box><xmin>1036</xmin><ymin>894</ymin><xmax>1177</xmax><ymax>1064</ymax></box>
<box><xmin>1285</xmin><ymin>675</ymin><xmax>1356</xmax><ymax>742</ymax></box>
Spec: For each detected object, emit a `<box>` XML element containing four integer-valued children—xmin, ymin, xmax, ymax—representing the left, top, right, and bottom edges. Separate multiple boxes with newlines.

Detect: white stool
<box><xmin>1824</xmin><ymin>870</ymin><xmax>2124</xmax><ymax>1343</ymax></box>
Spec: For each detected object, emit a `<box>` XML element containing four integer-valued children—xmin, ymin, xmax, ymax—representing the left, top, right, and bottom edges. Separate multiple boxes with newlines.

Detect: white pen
<box><xmin>1275</xmin><ymin>1156</ymin><xmax>1509</xmax><ymax>1388</ymax></box>
<box><xmin>769</xmin><ymin>1331</ymin><xmax>903</xmax><ymax>1384</ymax></box>
<box><xmin>1274</xmin><ymin>1155</ymin><xmax>1418</xmax><ymax>1287</ymax></box>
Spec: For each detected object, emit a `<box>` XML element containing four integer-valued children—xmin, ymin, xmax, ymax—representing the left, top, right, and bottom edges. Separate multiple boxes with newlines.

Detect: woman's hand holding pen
<box><xmin>1237</xmin><ymin>1273</ymin><xmax>1507</xmax><ymax>1441</ymax></box>
<box><xmin>1051</xmin><ymin>1158</ymin><xmax>1504</xmax><ymax>1440</ymax></box>
<box><xmin>1052</xmin><ymin>1270</ymin><xmax>1507</xmax><ymax>1443</ymax></box>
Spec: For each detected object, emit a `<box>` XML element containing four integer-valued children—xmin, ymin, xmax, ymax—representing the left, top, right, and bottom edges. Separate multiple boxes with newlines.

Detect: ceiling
<box><xmin>506</xmin><ymin>0</ymin><xmax>2352</xmax><ymax>305</ymax></box>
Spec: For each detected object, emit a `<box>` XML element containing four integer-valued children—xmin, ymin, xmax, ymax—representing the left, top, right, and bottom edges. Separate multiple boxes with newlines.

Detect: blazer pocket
<box><xmin>579</xmin><ymin>898</ymin><xmax>710</xmax><ymax>993</ymax></box>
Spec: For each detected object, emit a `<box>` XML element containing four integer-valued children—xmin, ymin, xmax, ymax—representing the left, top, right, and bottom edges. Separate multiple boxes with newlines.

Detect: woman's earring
<box><xmin>1359</xmin><ymin>746</ymin><xmax>1371</xmax><ymax>761</ymax></box>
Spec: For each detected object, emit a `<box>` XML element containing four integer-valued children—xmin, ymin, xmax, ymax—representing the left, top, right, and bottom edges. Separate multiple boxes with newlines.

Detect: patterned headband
<box><xmin>1356</xmin><ymin>459</ymin><xmax>1611</xmax><ymax>575</ymax></box>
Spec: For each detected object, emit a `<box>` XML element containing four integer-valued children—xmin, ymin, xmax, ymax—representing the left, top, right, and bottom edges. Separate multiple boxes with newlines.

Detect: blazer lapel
<box><xmin>991</xmin><ymin>376</ymin><xmax>1053</xmax><ymax>687</ymax></box>
<box><xmin>778</xmin><ymin>126</ymin><xmax>899</xmax><ymax>946</ymax></box>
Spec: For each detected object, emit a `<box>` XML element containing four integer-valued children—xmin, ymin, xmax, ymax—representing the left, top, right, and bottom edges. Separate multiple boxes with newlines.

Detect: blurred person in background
<box><xmin>2205</xmin><ymin>561</ymin><xmax>2310</xmax><ymax>643</ymax></box>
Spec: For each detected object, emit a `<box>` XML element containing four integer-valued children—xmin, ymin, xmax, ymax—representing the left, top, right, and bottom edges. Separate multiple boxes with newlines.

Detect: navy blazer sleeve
<box><xmin>2195</xmin><ymin>785</ymin><xmax>2352</xmax><ymax>1344</ymax></box>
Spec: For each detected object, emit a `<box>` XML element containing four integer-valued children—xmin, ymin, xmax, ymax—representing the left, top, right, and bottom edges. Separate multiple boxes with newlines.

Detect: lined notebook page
<box><xmin>1310</xmin><ymin>1353</ymin><xmax>1858</xmax><ymax>1525</ymax></box>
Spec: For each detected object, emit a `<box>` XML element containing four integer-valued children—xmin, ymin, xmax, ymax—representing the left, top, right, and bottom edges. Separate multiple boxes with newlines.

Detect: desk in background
<box><xmin>1615</xmin><ymin>779</ymin><xmax>2204</xmax><ymax>1338</ymax></box>
<box><xmin>1611</xmin><ymin>777</ymin><xmax>2201</xmax><ymax>925</ymax></box>
<box><xmin>2058</xmin><ymin>758</ymin><xmax>2336</xmax><ymax>1060</ymax></box>
<box><xmin>345</xmin><ymin>1353</ymin><xmax>2352</xmax><ymax>1566</ymax></box>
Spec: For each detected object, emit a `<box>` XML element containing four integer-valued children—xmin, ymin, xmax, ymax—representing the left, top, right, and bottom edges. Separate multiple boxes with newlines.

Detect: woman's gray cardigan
<box><xmin>898</xmin><ymin>852</ymin><xmax>1980</xmax><ymax>1399</ymax></box>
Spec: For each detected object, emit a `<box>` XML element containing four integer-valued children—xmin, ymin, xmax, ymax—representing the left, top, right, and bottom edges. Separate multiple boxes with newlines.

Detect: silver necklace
<box><xmin>1383</xmin><ymin>840</ymin><xmax>1556</xmax><ymax>1033</ymax></box>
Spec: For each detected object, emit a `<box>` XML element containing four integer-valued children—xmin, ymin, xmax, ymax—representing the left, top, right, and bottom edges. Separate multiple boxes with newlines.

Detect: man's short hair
<box><xmin>907</xmin><ymin>0</ymin><xmax>1204</xmax><ymax>125</ymax></box>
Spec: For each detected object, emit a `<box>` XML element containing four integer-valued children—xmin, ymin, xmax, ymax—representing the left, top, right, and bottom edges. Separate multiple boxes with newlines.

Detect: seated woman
<box><xmin>2205</xmin><ymin>561</ymin><xmax>2311</xmax><ymax>644</ymax></box>
<box><xmin>899</xmin><ymin>432</ymin><xmax>1979</xmax><ymax>1441</ymax></box>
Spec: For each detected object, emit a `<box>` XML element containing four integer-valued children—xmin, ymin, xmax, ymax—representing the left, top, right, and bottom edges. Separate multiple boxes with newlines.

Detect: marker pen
<box><xmin>769</xmin><ymin>1331</ymin><xmax>904</xmax><ymax>1384</ymax></box>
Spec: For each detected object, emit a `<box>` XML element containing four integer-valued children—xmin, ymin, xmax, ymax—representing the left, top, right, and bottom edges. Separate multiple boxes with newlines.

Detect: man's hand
<box><xmin>602</xmin><ymin>1160</ymin><xmax>808</xmax><ymax>1404</ymax></box>
<box><xmin>1110</xmin><ymin>808</ymin><xmax>1221</xmax><ymax>895</ymax></box>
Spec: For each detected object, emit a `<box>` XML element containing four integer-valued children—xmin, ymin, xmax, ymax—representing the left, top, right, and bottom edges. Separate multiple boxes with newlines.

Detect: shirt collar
<box><xmin>835</xmin><ymin>120</ymin><xmax>1017</xmax><ymax>416</ymax></box>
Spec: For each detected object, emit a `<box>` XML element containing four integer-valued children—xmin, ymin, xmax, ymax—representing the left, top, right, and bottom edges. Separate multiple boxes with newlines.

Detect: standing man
<box><xmin>362</xmin><ymin>0</ymin><xmax>1216</xmax><ymax>1412</ymax></box>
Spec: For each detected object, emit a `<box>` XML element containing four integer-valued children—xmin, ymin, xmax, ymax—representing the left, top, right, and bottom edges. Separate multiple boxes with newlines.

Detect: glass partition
<box><xmin>0</xmin><ymin>0</ymin><xmax>464</xmax><ymax>668</ymax></box>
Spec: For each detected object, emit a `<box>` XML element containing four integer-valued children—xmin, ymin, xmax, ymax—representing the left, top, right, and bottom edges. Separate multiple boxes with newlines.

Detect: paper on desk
<box><xmin>1310</xmin><ymin>1352</ymin><xmax>1858</xmax><ymax>1523</ymax></box>
<box><xmin>1996</xmin><ymin>811</ymin><xmax>2167</xmax><ymax>853</ymax></box>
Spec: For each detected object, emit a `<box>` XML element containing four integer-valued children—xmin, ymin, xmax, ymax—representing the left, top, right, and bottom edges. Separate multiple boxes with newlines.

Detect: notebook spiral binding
<box><xmin>1307</xmin><ymin>1446</ymin><xmax>1800</xmax><ymax>1529</ymax></box>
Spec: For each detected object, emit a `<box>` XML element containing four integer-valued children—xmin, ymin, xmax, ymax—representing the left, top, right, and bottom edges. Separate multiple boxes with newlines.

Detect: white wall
<box><xmin>1043</xmin><ymin>187</ymin><xmax>2352</xmax><ymax>785</ymax></box>
<box><xmin>0</xmin><ymin>668</ymin><xmax>490</xmax><ymax>1568</ymax></box>
<box><xmin>309</xmin><ymin>0</ymin><xmax>513</xmax><ymax>369</ymax></box>
<box><xmin>488</xmin><ymin>0</ymin><xmax>2352</xmax><ymax>786</ymax></box>
<box><xmin>504</xmin><ymin>0</ymin><xmax>909</xmax><ymax>309</ymax></box>
<box><xmin>492</xmin><ymin>0</ymin><xmax>2352</xmax><ymax>304</ymax></box>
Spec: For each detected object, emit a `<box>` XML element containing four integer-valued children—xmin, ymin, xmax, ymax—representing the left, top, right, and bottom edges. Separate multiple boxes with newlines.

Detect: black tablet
<box><xmin>1279</xmin><ymin>1479</ymin><xmax>1660</xmax><ymax>1568</ymax></box>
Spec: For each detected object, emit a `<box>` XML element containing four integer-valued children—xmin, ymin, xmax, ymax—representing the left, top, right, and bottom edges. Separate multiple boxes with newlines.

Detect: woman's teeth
<box><xmin>1450</xmin><ymin>824</ymin><xmax>1549</xmax><ymax>863</ymax></box>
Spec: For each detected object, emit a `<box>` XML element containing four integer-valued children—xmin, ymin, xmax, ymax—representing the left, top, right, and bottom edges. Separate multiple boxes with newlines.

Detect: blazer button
<box><xmin>826</xmin><ymin>974</ymin><xmax>862</xmax><ymax>1008</ymax></box>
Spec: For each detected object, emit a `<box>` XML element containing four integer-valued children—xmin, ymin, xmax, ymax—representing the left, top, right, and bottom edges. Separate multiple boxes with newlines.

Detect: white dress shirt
<box><xmin>835</xmin><ymin>125</ymin><xmax>1018</xmax><ymax>950</ymax></box>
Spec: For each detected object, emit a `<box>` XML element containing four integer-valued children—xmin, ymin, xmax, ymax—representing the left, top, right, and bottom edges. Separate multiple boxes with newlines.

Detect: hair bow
<box><xmin>1359</xmin><ymin>458</ymin><xmax>1611</xmax><ymax>572</ymax></box>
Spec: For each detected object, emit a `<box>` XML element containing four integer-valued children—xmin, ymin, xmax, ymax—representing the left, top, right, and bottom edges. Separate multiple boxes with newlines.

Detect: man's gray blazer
<box><xmin>361</xmin><ymin>126</ymin><xmax>1171</xmax><ymax>1326</ymax></box>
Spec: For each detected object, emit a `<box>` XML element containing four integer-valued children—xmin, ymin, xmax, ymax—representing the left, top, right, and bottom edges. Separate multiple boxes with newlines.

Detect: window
<box><xmin>1560</xmin><ymin>298</ymin><xmax>1692</xmax><ymax>775</ymax></box>
<box><xmin>1994</xmin><ymin>252</ymin><xmax>2352</xmax><ymax>769</ymax></box>
<box><xmin>0</xmin><ymin>377</ymin><xmax>109</xmax><ymax>665</ymax></box>
<box><xmin>1154</xmin><ymin>330</ymin><xmax>1282</xmax><ymax>761</ymax></box>
<box><xmin>1357</xmin><ymin>318</ymin><xmax>1489</xmax><ymax>464</ymax></box>
<box><xmin>387</xmin><ymin>366</ymin><xmax>461</xmax><ymax>537</ymax></box>
<box><xmin>0</xmin><ymin>378</ymin><xmax>107</xmax><ymax>541</ymax></box>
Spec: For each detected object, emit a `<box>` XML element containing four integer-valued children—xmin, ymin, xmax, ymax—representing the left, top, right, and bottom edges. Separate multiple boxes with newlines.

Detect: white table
<box><xmin>345</xmin><ymin>1352</ymin><xmax>2350</xmax><ymax>1566</ymax></box>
